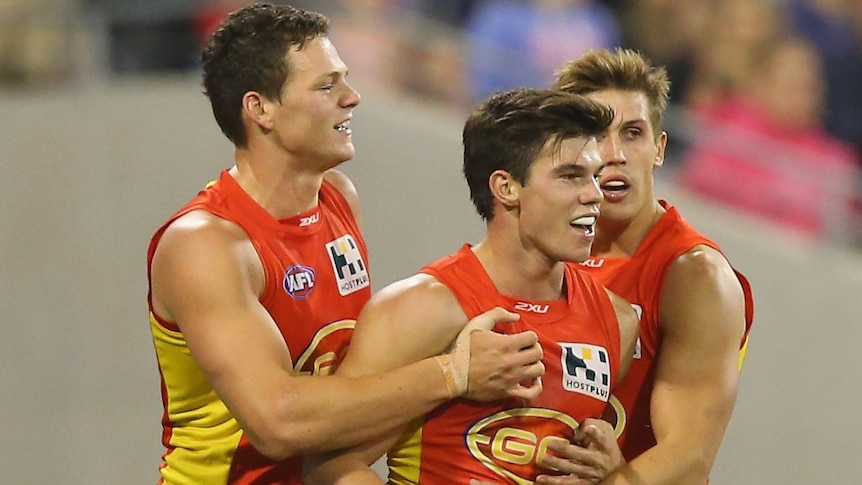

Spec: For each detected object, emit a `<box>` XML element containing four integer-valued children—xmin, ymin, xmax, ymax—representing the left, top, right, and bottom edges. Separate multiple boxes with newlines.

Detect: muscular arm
<box><xmin>601</xmin><ymin>245</ymin><xmax>747</xmax><ymax>484</ymax></box>
<box><xmin>151</xmin><ymin>216</ymin><xmax>542</xmax><ymax>461</ymax></box>
<box><xmin>304</xmin><ymin>274</ymin><xmax>530</xmax><ymax>484</ymax></box>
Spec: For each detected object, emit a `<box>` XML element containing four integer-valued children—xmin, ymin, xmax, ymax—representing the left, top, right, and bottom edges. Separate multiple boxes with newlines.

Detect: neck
<box><xmin>473</xmin><ymin>226</ymin><xmax>566</xmax><ymax>301</ymax></box>
<box><xmin>231</xmin><ymin>147</ymin><xmax>328</xmax><ymax>219</ymax></box>
<box><xmin>592</xmin><ymin>199</ymin><xmax>665</xmax><ymax>257</ymax></box>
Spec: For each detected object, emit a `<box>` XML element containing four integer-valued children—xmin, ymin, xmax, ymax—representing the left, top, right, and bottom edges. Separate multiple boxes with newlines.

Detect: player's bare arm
<box><xmin>607</xmin><ymin>290</ymin><xmax>640</xmax><ymax>381</ymax></box>
<box><xmin>303</xmin><ymin>273</ymin><xmax>546</xmax><ymax>484</ymax></box>
<box><xmin>601</xmin><ymin>244</ymin><xmax>746</xmax><ymax>484</ymax></box>
<box><xmin>152</xmin><ymin>216</ymin><xmax>542</xmax><ymax>462</ymax></box>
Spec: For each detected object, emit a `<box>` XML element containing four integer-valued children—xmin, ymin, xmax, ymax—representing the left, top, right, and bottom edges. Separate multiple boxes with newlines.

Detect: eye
<box><xmin>622</xmin><ymin>128</ymin><xmax>642</xmax><ymax>140</ymax></box>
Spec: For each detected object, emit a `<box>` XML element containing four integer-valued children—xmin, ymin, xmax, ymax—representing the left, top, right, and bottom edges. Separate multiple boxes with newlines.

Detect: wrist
<box><xmin>434</xmin><ymin>354</ymin><xmax>467</xmax><ymax>398</ymax></box>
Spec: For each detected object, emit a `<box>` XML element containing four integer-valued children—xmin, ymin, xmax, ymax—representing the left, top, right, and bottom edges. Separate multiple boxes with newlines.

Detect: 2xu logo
<box><xmin>466</xmin><ymin>408</ymin><xmax>580</xmax><ymax>485</ymax></box>
<box><xmin>514</xmin><ymin>302</ymin><xmax>549</xmax><ymax>314</ymax></box>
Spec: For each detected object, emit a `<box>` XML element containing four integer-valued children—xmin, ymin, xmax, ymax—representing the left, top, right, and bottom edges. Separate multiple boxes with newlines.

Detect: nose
<box><xmin>342</xmin><ymin>82</ymin><xmax>361</xmax><ymax>108</ymax></box>
<box><xmin>582</xmin><ymin>174</ymin><xmax>604</xmax><ymax>205</ymax></box>
<box><xmin>600</xmin><ymin>133</ymin><xmax>625</xmax><ymax>166</ymax></box>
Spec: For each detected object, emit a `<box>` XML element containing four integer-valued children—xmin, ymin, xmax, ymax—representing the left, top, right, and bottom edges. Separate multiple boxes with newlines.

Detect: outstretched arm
<box><xmin>600</xmin><ymin>245</ymin><xmax>747</xmax><ymax>484</ymax></box>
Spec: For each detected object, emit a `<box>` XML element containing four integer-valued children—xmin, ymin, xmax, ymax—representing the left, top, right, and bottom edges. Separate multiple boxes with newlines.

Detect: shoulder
<box><xmin>367</xmin><ymin>273</ymin><xmax>465</xmax><ymax>330</ymax></box>
<box><xmin>323</xmin><ymin>169</ymin><xmax>359</xmax><ymax>206</ymax></box>
<box><xmin>151</xmin><ymin>210</ymin><xmax>259</xmax><ymax>313</ymax></box>
<box><xmin>661</xmin><ymin>244</ymin><xmax>746</xmax><ymax>334</ymax></box>
<box><xmin>667</xmin><ymin>244</ymin><xmax>735</xmax><ymax>283</ymax></box>
<box><xmin>155</xmin><ymin>210</ymin><xmax>247</xmax><ymax>258</ymax></box>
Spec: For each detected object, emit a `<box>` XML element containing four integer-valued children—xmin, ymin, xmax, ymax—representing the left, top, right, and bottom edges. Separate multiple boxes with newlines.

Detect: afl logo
<box><xmin>283</xmin><ymin>264</ymin><xmax>316</xmax><ymax>299</ymax></box>
<box><xmin>466</xmin><ymin>408</ymin><xmax>579</xmax><ymax>484</ymax></box>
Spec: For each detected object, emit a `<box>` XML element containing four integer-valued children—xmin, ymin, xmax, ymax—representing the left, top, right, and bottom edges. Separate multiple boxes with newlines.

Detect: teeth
<box><xmin>603</xmin><ymin>181</ymin><xmax>625</xmax><ymax>188</ymax></box>
<box><xmin>571</xmin><ymin>216</ymin><xmax>596</xmax><ymax>226</ymax></box>
<box><xmin>335</xmin><ymin>121</ymin><xmax>351</xmax><ymax>132</ymax></box>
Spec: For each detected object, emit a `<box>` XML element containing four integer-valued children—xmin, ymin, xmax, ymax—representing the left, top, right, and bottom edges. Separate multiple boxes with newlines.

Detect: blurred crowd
<box><xmin>3</xmin><ymin>0</ymin><xmax>861</xmax><ymax>245</ymax></box>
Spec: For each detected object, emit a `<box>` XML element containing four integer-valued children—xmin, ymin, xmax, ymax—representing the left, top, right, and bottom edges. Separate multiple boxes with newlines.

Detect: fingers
<box><xmin>535</xmin><ymin>474</ymin><xmax>594</xmax><ymax>485</ymax></box>
<box><xmin>461</xmin><ymin>307</ymin><xmax>520</xmax><ymax>335</ymax></box>
<box><xmin>534</xmin><ymin>420</ymin><xmax>623</xmax><ymax>484</ymax></box>
<box><xmin>579</xmin><ymin>418</ymin><xmax>617</xmax><ymax>452</ymax></box>
<box><xmin>507</xmin><ymin>375</ymin><xmax>543</xmax><ymax>401</ymax></box>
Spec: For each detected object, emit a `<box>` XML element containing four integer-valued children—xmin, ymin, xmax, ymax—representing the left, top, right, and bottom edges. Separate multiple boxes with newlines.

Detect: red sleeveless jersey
<box><xmin>579</xmin><ymin>200</ymin><xmax>754</xmax><ymax>460</ymax></box>
<box><xmin>387</xmin><ymin>244</ymin><xmax>621</xmax><ymax>484</ymax></box>
<box><xmin>146</xmin><ymin>170</ymin><xmax>371</xmax><ymax>484</ymax></box>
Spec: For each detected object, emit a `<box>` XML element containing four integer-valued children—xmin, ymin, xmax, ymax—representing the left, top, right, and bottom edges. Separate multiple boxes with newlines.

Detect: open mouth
<box><xmin>334</xmin><ymin>120</ymin><xmax>351</xmax><ymax>134</ymax></box>
<box><xmin>570</xmin><ymin>215</ymin><xmax>596</xmax><ymax>237</ymax></box>
<box><xmin>601</xmin><ymin>179</ymin><xmax>630</xmax><ymax>201</ymax></box>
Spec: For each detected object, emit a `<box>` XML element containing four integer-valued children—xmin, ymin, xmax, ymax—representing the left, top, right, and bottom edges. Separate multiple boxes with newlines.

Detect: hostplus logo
<box><xmin>559</xmin><ymin>343</ymin><xmax>611</xmax><ymax>401</ymax></box>
<box><xmin>326</xmin><ymin>235</ymin><xmax>370</xmax><ymax>296</ymax></box>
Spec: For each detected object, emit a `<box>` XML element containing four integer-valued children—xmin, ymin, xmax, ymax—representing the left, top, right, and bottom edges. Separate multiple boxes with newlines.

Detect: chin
<box><xmin>563</xmin><ymin>249</ymin><xmax>591</xmax><ymax>264</ymax></box>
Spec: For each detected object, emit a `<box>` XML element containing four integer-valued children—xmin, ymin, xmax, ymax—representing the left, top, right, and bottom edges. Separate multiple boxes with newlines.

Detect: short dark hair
<box><xmin>201</xmin><ymin>3</ymin><xmax>329</xmax><ymax>147</ymax></box>
<box><xmin>554</xmin><ymin>48</ymin><xmax>670</xmax><ymax>138</ymax></box>
<box><xmin>463</xmin><ymin>87</ymin><xmax>615</xmax><ymax>221</ymax></box>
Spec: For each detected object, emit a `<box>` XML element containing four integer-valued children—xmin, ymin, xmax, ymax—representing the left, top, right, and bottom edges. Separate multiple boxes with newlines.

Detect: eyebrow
<box><xmin>620</xmin><ymin>118</ymin><xmax>648</xmax><ymax>129</ymax></box>
<box><xmin>552</xmin><ymin>162</ymin><xmax>589</xmax><ymax>174</ymax></box>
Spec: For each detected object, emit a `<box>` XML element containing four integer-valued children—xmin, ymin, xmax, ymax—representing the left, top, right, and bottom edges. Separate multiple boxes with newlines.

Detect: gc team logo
<box><xmin>283</xmin><ymin>264</ymin><xmax>316</xmax><ymax>299</ymax></box>
<box><xmin>466</xmin><ymin>408</ymin><xmax>580</xmax><ymax>484</ymax></box>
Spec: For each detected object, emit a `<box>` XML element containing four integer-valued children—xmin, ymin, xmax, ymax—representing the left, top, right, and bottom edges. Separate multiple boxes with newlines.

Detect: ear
<box><xmin>242</xmin><ymin>91</ymin><xmax>274</xmax><ymax>132</ymax></box>
<box><xmin>489</xmin><ymin>169</ymin><xmax>521</xmax><ymax>209</ymax></box>
<box><xmin>654</xmin><ymin>130</ymin><xmax>668</xmax><ymax>168</ymax></box>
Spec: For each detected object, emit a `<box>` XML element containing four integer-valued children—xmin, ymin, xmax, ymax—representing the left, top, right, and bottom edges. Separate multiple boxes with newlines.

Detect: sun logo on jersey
<box><xmin>292</xmin><ymin>319</ymin><xmax>355</xmax><ymax>376</ymax></box>
<box><xmin>283</xmin><ymin>264</ymin><xmax>316</xmax><ymax>299</ymax></box>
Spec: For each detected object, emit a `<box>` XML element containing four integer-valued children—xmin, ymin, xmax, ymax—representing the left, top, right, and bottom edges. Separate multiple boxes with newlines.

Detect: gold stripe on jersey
<box><xmin>151</xmin><ymin>313</ymin><xmax>243</xmax><ymax>484</ymax></box>
<box><xmin>387</xmin><ymin>417</ymin><xmax>424</xmax><ymax>484</ymax></box>
<box><xmin>738</xmin><ymin>335</ymin><xmax>750</xmax><ymax>371</ymax></box>
<box><xmin>293</xmin><ymin>319</ymin><xmax>356</xmax><ymax>375</ymax></box>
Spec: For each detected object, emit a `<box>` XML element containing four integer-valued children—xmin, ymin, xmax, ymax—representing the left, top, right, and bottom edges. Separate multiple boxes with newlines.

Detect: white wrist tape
<box><xmin>435</xmin><ymin>316</ymin><xmax>481</xmax><ymax>397</ymax></box>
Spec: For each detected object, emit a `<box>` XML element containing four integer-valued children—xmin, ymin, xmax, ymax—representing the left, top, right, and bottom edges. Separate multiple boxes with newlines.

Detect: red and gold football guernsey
<box><xmin>579</xmin><ymin>200</ymin><xmax>754</xmax><ymax>460</ymax></box>
<box><xmin>146</xmin><ymin>170</ymin><xmax>371</xmax><ymax>485</ymax></box>
<box><xmin>387</xmin><ymin>244</ymin><xmax>622</xmax><ymax>485</ymax></box>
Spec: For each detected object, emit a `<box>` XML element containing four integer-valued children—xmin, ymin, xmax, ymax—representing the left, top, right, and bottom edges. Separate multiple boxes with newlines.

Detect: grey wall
<box><xmin>1</xmin><ymin>77</ymin><xmax>860</xmax><ymax>484</ymax></box>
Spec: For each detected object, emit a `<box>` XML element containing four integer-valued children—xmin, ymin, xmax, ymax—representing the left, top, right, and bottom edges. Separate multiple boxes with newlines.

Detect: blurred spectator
<box><xmin>685</xmin><ymin>0</ymin><xmax>785</xmax><ymax>110</ymax></box>
<box><xmin>465</xmin><ymin>0</ymin><xmax>620</xmax><ymax>102</ymax></box>
<box><xmin>410</xmin><ymin>0</ymin><xmax>479</xmax><ymax>29</ymax></box>
<box><xmin>0</xmin><ymin>0</ymin><xmax>76</xmax><ymax>86</ymax></box>
<box><xmin>679</xmin><ymin>36</ymin><xmax>860</xmax><ymax>239</ymax></box>
<box><xmin>617</xmin><ymin>0</ymin><xmax>708</xmax><ymax>105</ymax></box>
<box><xmin>325</xmin><ymin>0</ymin><xmax>410</xmax><ymax>93</ymax></box>
<box><xmin>785</xmin><ymin>0</ymin><xmax>862</xmax><ymax>157</ymax></box>
<box><xmin>615</xmin><ymin>0</ymin><xmax>710</xmax><ymax>164</ymax></box>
